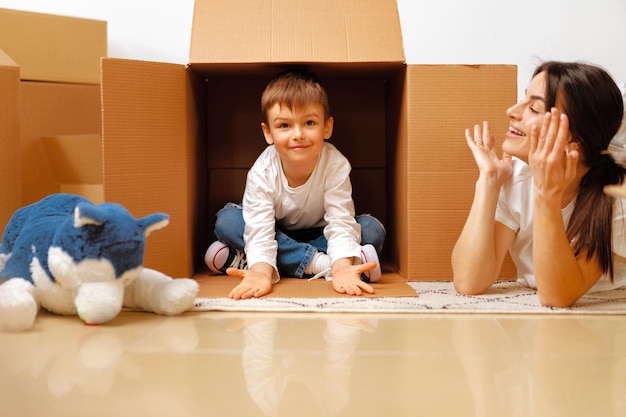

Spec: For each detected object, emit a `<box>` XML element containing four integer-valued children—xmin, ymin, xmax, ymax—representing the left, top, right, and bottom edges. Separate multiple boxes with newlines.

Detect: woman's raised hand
<box><xmin>465</xmin><ymin>121</ymin><xmax>513</xmax><ymax>187</ymax></box>
<box><xmin>528</xmin><ymin>108</ymin><xmax>578</xmax><ymax>201</ymax></box>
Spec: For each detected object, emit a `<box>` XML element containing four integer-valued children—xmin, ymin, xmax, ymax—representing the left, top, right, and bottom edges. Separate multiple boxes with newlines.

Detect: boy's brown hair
<box><xmin>261</xmin><ymin>68</ymin><xmax>331</xmax><ymax>124</ymax></box>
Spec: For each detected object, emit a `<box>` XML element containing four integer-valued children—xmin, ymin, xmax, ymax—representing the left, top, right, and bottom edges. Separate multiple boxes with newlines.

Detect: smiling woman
<box><xmin>451</xmin><ymin>61</ymin><xmax>626</xmax><ymax>308</ymax></box>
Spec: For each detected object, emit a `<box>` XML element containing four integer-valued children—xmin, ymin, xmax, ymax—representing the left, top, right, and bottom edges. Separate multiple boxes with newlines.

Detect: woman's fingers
<box><xmin>474</xmin><ymin>123</ymin><xmax>483</xmax><ymax>145</ymax></box>
<box><xmin>465</xmin><ymin>127</ymin><xmax>475</xmax><ymax>147</ymax></box>
<box><xmin>533</xmin><ymin>108</ymin><xmax>570</xmax><ymax>158</ymax></box>
<box><xmin>465</xmin><ymin>122</ymin><xmax>491</xmax><ymax>148</ymax></box>
<box><xmin>555</xmin><ymin>112</ymin><xmax>571</xmax><ymax>152</ymax></box>
<box><xmin>482</xmin><ymin>121</ymin><xmax>493</xmax><ymax>147</ymax></box>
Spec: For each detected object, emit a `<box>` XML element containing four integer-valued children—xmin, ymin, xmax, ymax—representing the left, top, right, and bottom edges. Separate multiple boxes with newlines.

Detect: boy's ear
<box><xmin>324</xmin><ymin>116</ymin><xmax>334</xmax><ymax>140</ymax></box>
<box><xmin>261</xmin><ymin>122</ymin><xmax>273</xmax><ymax>145</ymax></box>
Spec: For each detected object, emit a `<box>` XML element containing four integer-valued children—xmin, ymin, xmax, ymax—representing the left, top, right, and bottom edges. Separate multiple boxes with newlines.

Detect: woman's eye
<box><xmin>529</xmin><ymin>106</ymin><xmax>539</xmax><ymax>114</ymax></box>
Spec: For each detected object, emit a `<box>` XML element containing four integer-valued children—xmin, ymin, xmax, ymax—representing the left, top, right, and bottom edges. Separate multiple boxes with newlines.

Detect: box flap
<box><xmin>0</xmin><ymin>8</ymin><xmax>107</xmax><ymax>84</ymax></box>
<box><xmin>189</xmin><ymin>0</ymin><xmax>404</xmax><ymax>65</ymax></box>
<box><xmin>0</xmin><ymin>48</ymin><xmax>21</xmax><ymax>232</ymax></box>
<box><xmin>101</xmin><ymin>58</ymin><xmax>204</xmax><ymax>277</ymax></box>
<box><xmin>397</xmin><ymin>64</ymin><xmax>518</xmax><ymax>280</ymax></box>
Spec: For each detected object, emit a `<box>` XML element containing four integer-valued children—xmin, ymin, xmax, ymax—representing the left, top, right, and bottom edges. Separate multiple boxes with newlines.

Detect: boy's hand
<box><xmin>331</xmin><ymin>262</ymin><xmax>376</xmax><ymax>296</ymax></box>
<box><xmin>226</xmin><ymin>267</ymin><xmax>273</xmax><ymax>300</ymax></box>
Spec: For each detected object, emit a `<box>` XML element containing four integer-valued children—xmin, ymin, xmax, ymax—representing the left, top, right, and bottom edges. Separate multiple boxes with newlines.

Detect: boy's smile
<box><xmin>261</xmin><ymin>102</ymin><xmax>334</xmax><ymax>185</ymax></box>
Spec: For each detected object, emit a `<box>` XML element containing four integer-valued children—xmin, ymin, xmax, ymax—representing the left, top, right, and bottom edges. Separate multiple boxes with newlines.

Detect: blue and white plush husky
<box><xmin>0</xmin><ymin>194</ymin><xmax>198</xmax><ymax>331</ymax></box>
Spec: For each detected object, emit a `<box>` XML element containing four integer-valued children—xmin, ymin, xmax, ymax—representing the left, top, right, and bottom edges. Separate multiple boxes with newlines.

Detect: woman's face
<box><xmin>503</xmin><ymin>71</ymin><xmax>548</xmax><ymax>162</ymax></box>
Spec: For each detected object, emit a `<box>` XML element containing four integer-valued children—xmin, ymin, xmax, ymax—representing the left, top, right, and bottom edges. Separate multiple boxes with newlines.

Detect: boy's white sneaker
<box><xmin>360</xmin><ymin>244</ymin><xmax>382</xmax><ymax>283</ymax></box>
<box><xmin>204</xmin><ymin>241</ymin><xmax>247</xmax><ymax>274</ymax></box>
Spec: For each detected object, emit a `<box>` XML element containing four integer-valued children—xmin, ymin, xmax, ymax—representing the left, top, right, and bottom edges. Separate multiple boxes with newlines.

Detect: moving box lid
<box><xmin>189</xmin><ymin>0</ymin><xmax>405</xmax><ymax>66</ymax></box>
<box><xmin>0</xmin><ymin>8</ymin><xmax>107</xmax><ymax>84</ymax></box>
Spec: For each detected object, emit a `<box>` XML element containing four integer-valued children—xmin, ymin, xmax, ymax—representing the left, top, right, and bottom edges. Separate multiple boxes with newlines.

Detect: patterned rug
<box><xmin>193</xmin><ymin>281</ymin><xmax>626</xmax><ymax>314</ymax></box>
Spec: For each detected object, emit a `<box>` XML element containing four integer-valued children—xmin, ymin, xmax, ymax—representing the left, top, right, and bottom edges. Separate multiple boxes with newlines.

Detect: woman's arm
<box><xmin>529</xmin><ymin>110</ymin><xmax>603</xmax><ymax>307</ymax></box>
<box><xmin>452</xmin><ymin>122</ymin><xmax>515</xmax><ymax>294</ymax></box>
<box><xmin>452</xmin><ymin>177</ymin><xmax>516</xmax><ymax>294</ymax></box>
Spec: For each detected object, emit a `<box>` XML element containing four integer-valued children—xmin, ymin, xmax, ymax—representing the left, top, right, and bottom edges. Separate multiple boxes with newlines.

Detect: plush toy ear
<box><xmin>73</xmin><ymin>205</ymin><xmax>103</xmax><ymax>228</ymax></box>
<box><xmin>139</xmin><ymin>213</ymin><xmax>169</xmax><ymax>237</ymax></box>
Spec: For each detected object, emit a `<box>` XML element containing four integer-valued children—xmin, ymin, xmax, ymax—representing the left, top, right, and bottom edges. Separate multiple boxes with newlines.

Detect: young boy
<box><xmin>205</xmin><ymin>69</ymin><xmax>386</xmax><ymax>300</ymax></box>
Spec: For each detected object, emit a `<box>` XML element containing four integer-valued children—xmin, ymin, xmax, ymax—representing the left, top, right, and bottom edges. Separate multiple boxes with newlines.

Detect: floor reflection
<box><xmin>236</xmin><ymin>316</ymin><xmax>377</xmax><ymax>416</ymax></box>
<box><xmin>0</xmin><ymin>310</ymin><xmax>624</xmax><ymax>417</ymax></box>
<box><xmin>451</xmin><ymin>316</ymin><xmax>626</xmax><ymax>417</ymax></box>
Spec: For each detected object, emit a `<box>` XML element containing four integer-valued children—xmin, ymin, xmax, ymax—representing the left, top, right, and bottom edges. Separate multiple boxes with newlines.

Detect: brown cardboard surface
<box><xmin>389</xmin><ymin>64</ymin><xmax>518</xmax><ymax>281</ymax></box>
<box><xmin>20</xmin><ymin>82</ymin><xmax>102</xmax><ymax>205</ymax></box>
<box><xmin>189</xmin><ymin>0</ymin><xmax>404</xmax><ymax>65</ymax></box>
<box><xmin>195</xmin><ymin>268</ymin><xmax>417</xmax><ymax>299</ymax></box>
<box><xmin>41</xmin><ymin>134</ymin><xmax>102</xmax><ymax>184</ymax></box>
<box><xmin>0</xmin><ymin>8</ymin><xmax>106</xmax><ymax>84</ymax></box>
<box><xmin>206</xmin><ymin>76</ymin><xmax>387</xmax><ymax>169</ymax></box>
<box><xmin>101</xmin><ymin>58</ymin><xmax>206</xmax><ymax>277</ymax></box>
<box><xmin>0</xmin><ymin>48</ymin><xmax>21</xmax><ymax>232</ymax></box>
<box><xmin>41</xmin><ymin>134</ymin><xmax>104</xmax><ymax>204</ymax></box>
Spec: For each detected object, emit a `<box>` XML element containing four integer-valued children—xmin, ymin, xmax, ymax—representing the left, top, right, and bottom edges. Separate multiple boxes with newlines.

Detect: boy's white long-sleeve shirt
<box><xmin>242</xmin><ymin>143</ymin><xmax>362</xmax><ymax>276</ymax></box>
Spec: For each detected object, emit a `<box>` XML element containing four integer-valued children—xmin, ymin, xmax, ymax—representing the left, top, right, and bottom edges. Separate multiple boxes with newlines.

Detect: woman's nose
<box><xmin>506</xmin><ymin>102</ymin><xmax>521</xmax><ymax>120</ymax></box>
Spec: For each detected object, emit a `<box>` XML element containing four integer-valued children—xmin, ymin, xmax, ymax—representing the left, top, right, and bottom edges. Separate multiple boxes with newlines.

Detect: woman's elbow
<box><xmin>538</xmin><ymin>293</ymin><xmax>578</xmax><ymax>309</ymax></box>
<box><xmin>452</xmin><ymin>275</ymin><xmax>490</xmax><ymax>296</ymax></box>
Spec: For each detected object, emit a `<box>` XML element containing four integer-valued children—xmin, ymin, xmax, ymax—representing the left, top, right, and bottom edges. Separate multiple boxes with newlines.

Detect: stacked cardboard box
<box><xmin>99</xmin><ymin>0</ymin><xmax>517</xmax><ymax>280</ymax></box>
<box><xmin>0</xmin><ymin>48</ymin><xmax>21</xmax><ymax>232</ymax></box>
<box><xmin>0</xmin><ymin>8</ymin><xmax>107</xmax><ymax>230</ymax></box>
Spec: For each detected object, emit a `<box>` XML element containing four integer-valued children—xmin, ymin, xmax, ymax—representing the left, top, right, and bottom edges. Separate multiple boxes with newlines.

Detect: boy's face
<box><xmin>261</xmin><ymin>102</ymin><xmax>333</xmax><ymax>169</ymax></box>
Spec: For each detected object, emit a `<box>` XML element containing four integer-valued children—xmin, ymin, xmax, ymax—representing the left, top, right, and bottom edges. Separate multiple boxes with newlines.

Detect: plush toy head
<box><xmin>50</xmin><ymin>199</ymin><xmax>169</xmax><ymax>286</ymax></box>
<box><xmin>47</xmin><ymin>199</ymin><xmax>169</xmax><ymax>324</ymax></box>
<box><xmin>0</xmin><ymin>194</ymin><xmax>198</xmax><ymax>331</ymax></box>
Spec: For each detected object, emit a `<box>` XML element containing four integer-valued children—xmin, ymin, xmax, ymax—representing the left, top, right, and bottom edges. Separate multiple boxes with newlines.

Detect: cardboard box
<box><xmin>0</xmin><ymin>8</ymin><xmax>107</xmax><ymax>84</ymax></box>
<box><xmin>0</xmin><ymin>6</ymin><xmax>106</xmax><ymax>231</ymax></box>
<box><xmin>0</xmin><ymin>74</ymin><xmax>104</xmax><ymax>230</ymax></box>
<box><xmin>20</xmin><ymin>82</ymin><xmax>103</xmax><ymax>205</ymax></box>
<box><xmin>0</xmin><ymin>49</ymin><xmax>21</xmax><ymax>231</ymax></box>
<box><xmin>100</xmin><ymin>0</ymin><xmax>518</xmax><ymax>280</ymax></box>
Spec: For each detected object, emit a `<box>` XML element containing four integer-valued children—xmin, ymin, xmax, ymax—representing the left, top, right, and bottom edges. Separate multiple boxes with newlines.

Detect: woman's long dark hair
<box><xmin>535</xmin><ymin>61</ymin><xmax>625</xmax><ymax>277</ymax></box>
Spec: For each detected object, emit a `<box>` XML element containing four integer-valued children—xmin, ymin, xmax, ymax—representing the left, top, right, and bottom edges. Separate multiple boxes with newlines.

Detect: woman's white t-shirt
<box><xmin>495</xmin><ymin>157</ymin><xmax>626</xmax><ymax>292</ymax></box>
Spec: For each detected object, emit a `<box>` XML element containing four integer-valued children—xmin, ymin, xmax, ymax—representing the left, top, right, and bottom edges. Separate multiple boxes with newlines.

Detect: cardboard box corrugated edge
<box><xmin>0</xmin><ymin>48</ymin><xmax>21</xmax><ymax>233</ymax></box>
<box><xmin>0</xmin><ymin>8</ymin><xmax>107</xmax><ymax>84</ymax></box>
<box><xmin>101</xmin><ymin>58</ymin><xmax>204</xmax><ymax>278</ymax></box>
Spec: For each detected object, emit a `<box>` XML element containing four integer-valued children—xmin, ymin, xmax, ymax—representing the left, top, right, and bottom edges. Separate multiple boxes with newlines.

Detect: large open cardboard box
<box><xmin>101</xmin><ymin>0</ymin><xmax>517</xmax><ymax>281</ymax></box>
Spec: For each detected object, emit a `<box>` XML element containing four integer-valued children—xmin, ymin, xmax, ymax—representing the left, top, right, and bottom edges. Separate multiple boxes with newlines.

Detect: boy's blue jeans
<box><xmin>213</xmin><ymin>203</ymin><xmax>386</xmax><ymax>278</ymax></box>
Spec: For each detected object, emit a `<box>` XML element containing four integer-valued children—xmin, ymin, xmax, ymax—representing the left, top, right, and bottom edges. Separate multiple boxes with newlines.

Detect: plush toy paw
<box><xmin>123</xmin><ymin>268</ymin><xmax>199</xmax><ymax>317</ymax></box>
<box><xmin>0</xmin><ymin>278</ymin><xmax>39</xmax><ymax>332</ymax></box>
<box><xmin>75</xmin><ymin>281</ymin><xmax>126</xmax><ymax>325</ymax></box>
<box><xmin>154</xmin><ymin>278</ymin><xmax>199</xmax><ymax>316</ymax></box>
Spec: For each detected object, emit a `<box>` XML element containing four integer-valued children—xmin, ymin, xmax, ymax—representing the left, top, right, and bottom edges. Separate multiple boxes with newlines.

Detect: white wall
<box><xmin>1</xmin><ymin>0</ymin><xmax>625</xmax><ymax>97</ymax></box>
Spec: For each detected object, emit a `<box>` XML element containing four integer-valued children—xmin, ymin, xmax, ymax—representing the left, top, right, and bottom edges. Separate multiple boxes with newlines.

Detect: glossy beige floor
<box><xmin>1</xmin><ymin>311</ymin><xmax>626</xmax><ymax>417</ymax></box>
